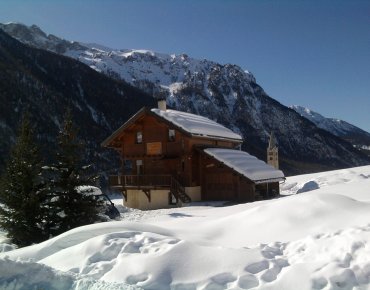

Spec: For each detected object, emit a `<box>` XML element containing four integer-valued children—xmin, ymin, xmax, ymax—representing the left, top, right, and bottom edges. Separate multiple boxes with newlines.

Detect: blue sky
<box><xmin>1</xmin><ymin>0</ymin><xmax>369</xmax><ymax>131</ymax></box>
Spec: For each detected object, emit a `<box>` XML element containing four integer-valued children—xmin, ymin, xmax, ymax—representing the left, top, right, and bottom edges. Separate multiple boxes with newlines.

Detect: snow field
<box><xmin>1</xmin><ymin>165</ymin><xmax>370</xmax><ymax>289</ymax></box>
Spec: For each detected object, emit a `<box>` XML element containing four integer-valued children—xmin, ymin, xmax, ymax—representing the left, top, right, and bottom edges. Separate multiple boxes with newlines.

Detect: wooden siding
<box><xmin>112</xmin><ymin>113</ymin><xmax>240</xmax><ymax>188</ymax></box>
<box><xmin>105</xmin><ymin>109</ymin><xmax>281</xmax><ymax>208</ymax></box>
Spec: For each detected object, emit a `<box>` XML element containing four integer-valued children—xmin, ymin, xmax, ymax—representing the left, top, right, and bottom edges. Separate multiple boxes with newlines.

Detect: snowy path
<box><xmin>1</xmin><ymin>165</ymin><xmax>370</xmax><ymax>289</ymax></box>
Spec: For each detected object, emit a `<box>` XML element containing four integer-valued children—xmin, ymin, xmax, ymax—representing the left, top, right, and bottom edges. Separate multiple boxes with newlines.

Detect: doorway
<box><xmin>136</xmin><ymin>160</ymin><xmax>143</xmax><ymax>175</ymax></box>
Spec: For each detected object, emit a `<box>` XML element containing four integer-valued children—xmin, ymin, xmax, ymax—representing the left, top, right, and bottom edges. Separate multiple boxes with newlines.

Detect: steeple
<box><xmin>267</xmin><ymin>132</ymin><xmax>279</xmax><ymax>169</ymax></box>
<box><xmin>268</xmin><ymin>132</ymin><xmax>277</xmax><ymax>149</ymax></box>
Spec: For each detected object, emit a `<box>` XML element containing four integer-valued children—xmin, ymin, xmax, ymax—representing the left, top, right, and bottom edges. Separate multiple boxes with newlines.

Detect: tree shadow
<box><xmin>168</xmin><ymin>213</ymin><xmax>193</xmax><ymax>218</ymax></box>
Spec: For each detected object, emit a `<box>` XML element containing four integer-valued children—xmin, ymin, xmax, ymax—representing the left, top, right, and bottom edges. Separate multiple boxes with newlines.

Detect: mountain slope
<box><xmin>0</xmin><ymin>28</ymin><xmax>155</xmax><ymax>177</ymax></box>
<box><xmin>291</xmin><ymin>105</ymin><xmax>370</xmax><ymax>154</ymax></box>
<box><xmin>1</xmin><ymin>23</ymin><xmax>370</xmax><ymax>175</ymax></box>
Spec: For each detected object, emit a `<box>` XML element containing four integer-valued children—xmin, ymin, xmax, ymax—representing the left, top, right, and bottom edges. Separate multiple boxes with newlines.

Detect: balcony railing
<box><xmin>109</xmin><ymin>175</ymin><xmax>172</xmax><ymax>189</ymax></box>
<box><xmin>109</xmin><ymin>175</ymin><xmax>192</xmax><ymax>203</ymax></box>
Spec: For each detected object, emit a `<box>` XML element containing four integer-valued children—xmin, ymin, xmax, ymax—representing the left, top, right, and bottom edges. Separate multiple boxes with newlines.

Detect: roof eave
<box><xmin>253</xmin><ymin>177</ymin><xmax>286</xmax><ymax>184</ymax></box>
<box><xmin>101</xmin><ymin>107</ymin><xmax>149</xmax><ymax>148</ymax></box>
<box><xmin>190</xmin><ymin>133</ymin><xmax>243</xmax><ymax>143</ymax></box>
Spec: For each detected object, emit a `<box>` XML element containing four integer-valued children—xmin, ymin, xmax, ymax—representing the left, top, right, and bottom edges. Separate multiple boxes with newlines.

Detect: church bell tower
<box><xmin>267</xmin><ymin>132</ymin><xmax>279</xmax><ymax>169</ymax></box>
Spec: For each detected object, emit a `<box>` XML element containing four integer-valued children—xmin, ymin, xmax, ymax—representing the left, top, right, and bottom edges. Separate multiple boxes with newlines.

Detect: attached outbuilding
<box><xmin>200</xmin><ymin>148</ymin><xmax>283</xmax><ymax>201</ymax></box>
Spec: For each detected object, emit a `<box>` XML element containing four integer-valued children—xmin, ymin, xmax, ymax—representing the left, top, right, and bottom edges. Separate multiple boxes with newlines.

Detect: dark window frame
<box><xmin>168</xmin><ymin>129</ymin><xmax>175</xmax><ymax>142</ymax></box>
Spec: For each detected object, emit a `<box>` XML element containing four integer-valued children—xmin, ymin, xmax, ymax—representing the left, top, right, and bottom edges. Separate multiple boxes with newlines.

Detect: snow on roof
<box><xmin>204</xmin><ymin>148</ymin><xmax>285</xmax><ymax>183</ymax></box>
<box><xmin>151</xmin><ymin>108</ymin><xmax>242</xmax><ymax>141</ymax></box>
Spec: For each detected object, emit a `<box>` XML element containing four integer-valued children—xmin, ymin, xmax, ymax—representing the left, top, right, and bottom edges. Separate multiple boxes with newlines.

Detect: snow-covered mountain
<box><xmin>1</xmin><ymin>22</ymin><xmax>370</xmax><ymax>175</ymax></box>
<box><xmin>0</xmin><ymin>27</ymin><xmax>155</xmax><ymax>175</ymax></box>
<box><xmin>291</xmin><ymin>105</ymin><xmax>370</xmax><ymax>153</ymax></box>
<box><xmin>0</xmin><ymin>22</ymin><xmax>87</xmax><ymax>53</ymax></box>
<box><xmin>0</xmin><ymin>23</ymin><xmax>255</xmax><ymax>124</ymax></box>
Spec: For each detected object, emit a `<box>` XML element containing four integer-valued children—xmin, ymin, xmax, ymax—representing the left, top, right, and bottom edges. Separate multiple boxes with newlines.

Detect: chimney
<box><xmin>158</xmin><ymin>99</ymin><xmax>167</xmax><ymax>111</ymax></box>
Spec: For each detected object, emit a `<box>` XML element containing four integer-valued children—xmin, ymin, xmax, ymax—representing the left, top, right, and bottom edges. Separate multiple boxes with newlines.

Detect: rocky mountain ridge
<box><xmin>291</xmin><ymin>105</ymin><xmax>370</xmax><ymax>155</ymax></box>
<box><xmin>1</xmin><ymin>23</ymin><xmax>369</xmax><ymax>175</ymax></box>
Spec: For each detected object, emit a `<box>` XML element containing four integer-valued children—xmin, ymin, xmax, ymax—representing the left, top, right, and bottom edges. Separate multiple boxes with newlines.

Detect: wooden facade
<box><xmin>102</xmin><ymin>105</ymin><xmax>284</xmax><ymax>210</ymax></box>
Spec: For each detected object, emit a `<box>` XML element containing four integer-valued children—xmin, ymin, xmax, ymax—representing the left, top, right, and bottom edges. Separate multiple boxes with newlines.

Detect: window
<box><xmin>136</xmin><ymin>131</ymin><xmax>142</xmax><ymax>144</ymax></box>
<box><xmin>168</xmin><ymin>129</ymin><xmax>175</xmax><ymax>141</ymax></box>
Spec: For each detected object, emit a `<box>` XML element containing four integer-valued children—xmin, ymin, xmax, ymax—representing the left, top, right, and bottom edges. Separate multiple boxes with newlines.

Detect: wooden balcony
<box><xmin>109</xmin><ymin>175</ymin><xmax>191</xmax><ymax>203</ymax></box>
<box><xmin>109</xmin><ymin>175</ymin><xmax>172</xmax><ymax>189</ymax></box>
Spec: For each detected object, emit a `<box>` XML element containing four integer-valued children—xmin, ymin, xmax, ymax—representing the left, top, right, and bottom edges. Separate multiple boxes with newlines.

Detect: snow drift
<box><xmin>1</xmin><ymin>166</ymin><xmax>370</xmax><ymax>289</ymax></box>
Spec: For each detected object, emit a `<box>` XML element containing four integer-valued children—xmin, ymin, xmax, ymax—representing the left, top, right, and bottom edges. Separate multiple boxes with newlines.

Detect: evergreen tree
<box><xmin>44</xmin><ymin>110</ymin><xmax>101</xmax><ymax>236</ymax></box>
<box><xmin>0</xmin><ymin>115</ymin><xmax>48</xmax><ymax>246</ymax></box>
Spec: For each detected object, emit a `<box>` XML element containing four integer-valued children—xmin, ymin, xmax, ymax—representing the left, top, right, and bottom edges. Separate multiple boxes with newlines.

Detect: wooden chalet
<box><xmin>102</xmin><ymin>100</ymin><xmax>285</xmax><ymax>210</ymax></box>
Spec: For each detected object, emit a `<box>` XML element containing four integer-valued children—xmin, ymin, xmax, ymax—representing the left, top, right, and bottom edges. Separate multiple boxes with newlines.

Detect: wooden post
<box><xmin>143</xmin><ymin>189</ymin><xmax>151</xmax><ymax>202</ymax></box>
<box><xmin>122</xmin><ymin>189</ymin><xmax>127</xmax><ymax>202</ymax></box>
<box><xmin>199</xmin><ymin>153</ymin><xmax>203</xmax><ymax>199</ymax></box>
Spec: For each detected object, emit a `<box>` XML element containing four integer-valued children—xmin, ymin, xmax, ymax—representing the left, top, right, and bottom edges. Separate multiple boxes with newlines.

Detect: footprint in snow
<box><xmin>210</xmin><ymin>272</ymin><xmax>237</xmax><ymax>284</ymax></box>
<box><xmin>311</xmin><ymin>277</ymin><xmax>328</xmax><ymax>289</ymax></box>
<box><xmin>260</xmin><ymin>263</ymin><xmax>282</xmax><ymax>283</ymax></box>
<box><xmin>126</xmin><ymin>272</ymin><xmax>149</xmax><ymax>284</ymax></box>
<box><xmin>237</xmin><ymin>274</ymin><xmax>259</xmax><ymax>289</ymax></box>
<box><xmin>244</xmin><ymin>260</ymin><xmax>269</xmax><ymax>274</ymax></box>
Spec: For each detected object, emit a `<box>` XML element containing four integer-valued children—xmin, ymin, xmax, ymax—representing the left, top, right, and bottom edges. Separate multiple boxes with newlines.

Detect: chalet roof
<box><xmin>151</xmin><ymin>108</ymin><xmax>242</xmax><ymax>141</ymax></box>
<box><xmin>203</xmin><ymin>148</ymin><xmax>285</xmax><ymax>184</ymax></box>
<box><xmin>102</xmin><ymin>107</ymin><xmax>243</xmax><ymax>147</ymax></box>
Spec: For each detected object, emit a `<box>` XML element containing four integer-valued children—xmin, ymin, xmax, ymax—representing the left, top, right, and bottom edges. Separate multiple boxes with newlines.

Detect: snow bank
<box><xmin>0</xmin><ymin>257</ymin><xmax>140</xmax><ymax>290</ymax></box>
<box><xmin>281</xmin><ymin>165</ymin><xmax>370</xmax><ymax>200</ymax></box>
<box><xmin>0</xmin><ymin>257</ymin><xmax>75</xmax><ymax>290</ymax></box>
<box><xmin>1</xmin><ymin>165</ymin><xmax>370</xmax><ymax>289</ymax></box>
<box><xmin>0</xmin><ymin>230</ymin><xmax>16</xmax><ymax>253</ymax></box>
<box><xmin>296</xmin><ymin>180</ymin><xmax>320</xmax><ymax>193</ymax></box>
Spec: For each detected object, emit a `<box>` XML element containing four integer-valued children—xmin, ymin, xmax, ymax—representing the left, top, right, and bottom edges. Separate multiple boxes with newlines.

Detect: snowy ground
<box><xmin>1</xmin><ymin>166</ymin><xmax>370</xmax><ymax>289</ymax></box>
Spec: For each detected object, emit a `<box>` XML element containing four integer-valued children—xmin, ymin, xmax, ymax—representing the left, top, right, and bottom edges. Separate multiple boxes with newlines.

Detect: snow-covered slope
<box><xmin>1</xmin><ymin>166</ymin><xmax>370</xmax><ymax>289</ymax></box>
<box><xmin>291</xmin><ymin>105</ymin><xmax>370</xmax><ymax>151</ymax></box>
<box><xmin>291</xmin><ymin>105</ymin><xmax>354</xmax><ymax>136</ymax></box>
<box><xmin>1</xmin><ymin>22</ymin><xmax>369</xmax><ymax>175</ymax></box>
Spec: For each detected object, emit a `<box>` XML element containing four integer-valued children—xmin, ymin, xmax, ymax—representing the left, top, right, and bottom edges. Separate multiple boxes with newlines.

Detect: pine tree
<box><xmin>0</xmin><ymin>115</ymin><xmax>48</xmax><ymax>246</ymax></box>
<box><xmin>44</xmin><ymin>110</ymin><xmax>101</xmax><ymax>236</ymax></box>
